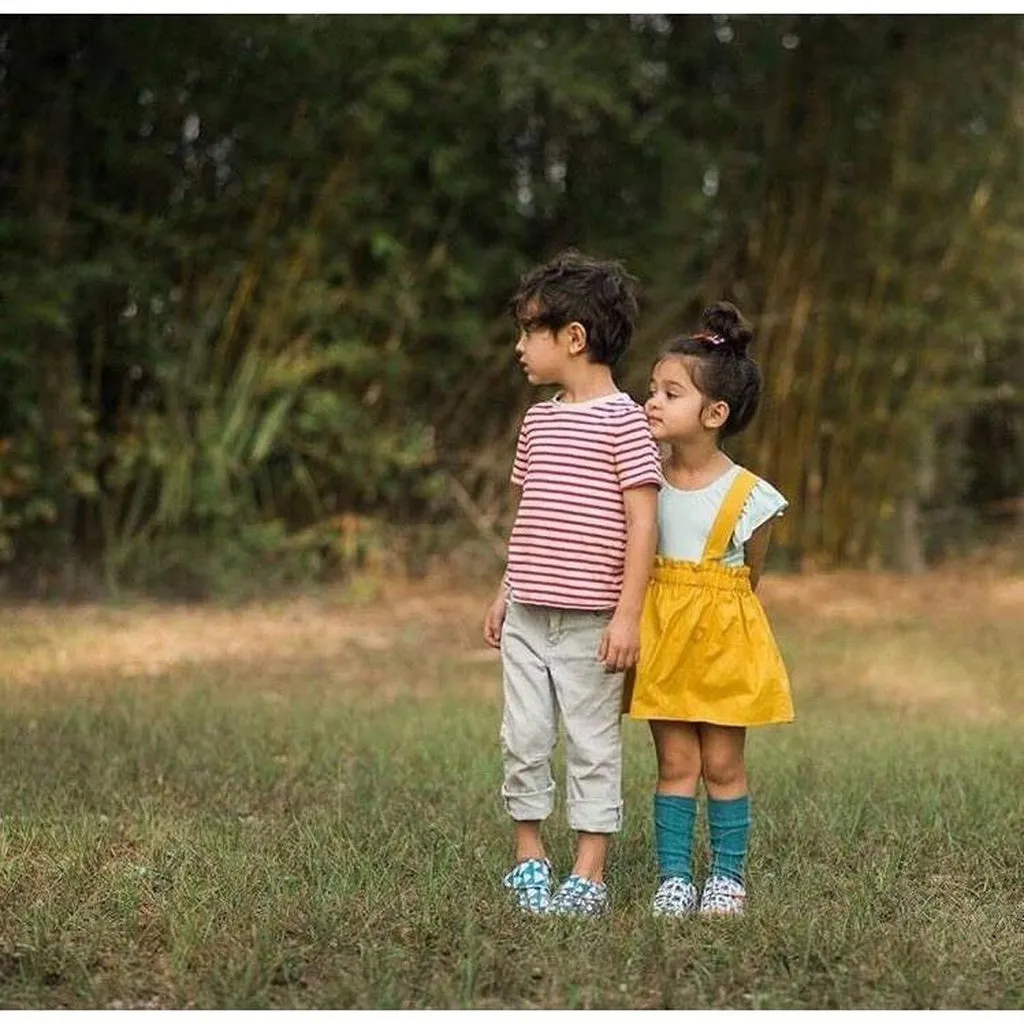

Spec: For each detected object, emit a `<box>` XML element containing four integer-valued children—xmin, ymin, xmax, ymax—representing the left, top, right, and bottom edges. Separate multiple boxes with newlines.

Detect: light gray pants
<box><xmin>500</xmin><ymin>598</ymin><xmax>625</xmax><ymax>834</ymax></box>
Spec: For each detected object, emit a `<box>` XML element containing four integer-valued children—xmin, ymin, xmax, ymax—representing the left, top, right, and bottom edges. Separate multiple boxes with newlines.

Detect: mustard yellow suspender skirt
<box><xmin>627</xmin><ymin>469</ymin><xmax>795</xmax><ymax>727</ymax></box>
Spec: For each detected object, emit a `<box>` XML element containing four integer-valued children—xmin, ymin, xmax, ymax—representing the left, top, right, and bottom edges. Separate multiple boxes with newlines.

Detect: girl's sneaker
<box><xmin>652</xmin><ymin>876</ymin><xmax>698</xmax><ymax>917</ymax></box>
<box><xmin>546</xmin><ymin>875</ymin><xmax>609</xmax><ymax>918</ymax></box>
<box><xmin>502</xmin><ymin>857</ymin><xmax>553</xmax><ymax>914</ymax></box>
<box><xmin>698</xmin><ymin>875</ymin><xmax>747</xmax><ymax>916</ymax></box>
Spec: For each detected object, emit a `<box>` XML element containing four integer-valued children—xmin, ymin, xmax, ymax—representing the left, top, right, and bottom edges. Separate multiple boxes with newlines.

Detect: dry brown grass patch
<box><xmin>0</xmin><ymin>569</ymin><xmax>1019</xmax><ymax>718</ymax></box>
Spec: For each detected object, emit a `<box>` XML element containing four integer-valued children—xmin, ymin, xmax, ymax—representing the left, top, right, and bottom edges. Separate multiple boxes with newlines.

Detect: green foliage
<box><xmin>0</xmin><ymin>14</ymin><xmax>1020</xmax><ymax>590</ymax></box>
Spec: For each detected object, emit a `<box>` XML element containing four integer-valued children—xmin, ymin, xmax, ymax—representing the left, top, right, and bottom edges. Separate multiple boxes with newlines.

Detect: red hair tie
<box><xmin>693</xmin><ymin>331</ymin><xmax>726</xmax><ymax>346</ymax></box>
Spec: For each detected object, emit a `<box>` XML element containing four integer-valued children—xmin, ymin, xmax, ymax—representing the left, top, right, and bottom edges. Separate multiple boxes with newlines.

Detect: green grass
<box><xmin>0</xmin><ymin>589</ymin><xmax>1022</xmax><ymax>1009</ymax></box>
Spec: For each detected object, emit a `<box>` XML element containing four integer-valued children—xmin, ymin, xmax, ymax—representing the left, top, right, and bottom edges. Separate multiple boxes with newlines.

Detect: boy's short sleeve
<box><xmin>613</xmin><ymin>403</ymin><xmax>663</xmax><ymax>491</ymax></box>
<box><xmin>510</xmin><ymin>415</ymin><xmax>529</xmax><ymax>487</ymax></box>
<box><xmin>733</xmin><ymin>478</ymin><xmax>788</xmax><ymax>545</ymax></box>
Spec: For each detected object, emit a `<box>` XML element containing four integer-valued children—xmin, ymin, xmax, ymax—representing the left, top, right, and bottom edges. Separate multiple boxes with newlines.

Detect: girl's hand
<box><xmin>597</xmin><ymin>613</ymin><xmax>640</xmax><ymax>673</ymax></box>
<box><xmin>483</xmin><ymin>593</ymin><xmax>508</xmax><ymax>648</ymax></box>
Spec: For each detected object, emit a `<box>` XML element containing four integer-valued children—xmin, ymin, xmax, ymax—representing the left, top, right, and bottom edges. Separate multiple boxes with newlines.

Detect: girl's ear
<box><xmin>702</xmin><ymin>399</ymin><xmax>730</xmax><ymax>430</ymax></box>
<box><xmin>564</xmin><ymin>321</ymin><xmax>588</xmax><ymax>356</ymax></box>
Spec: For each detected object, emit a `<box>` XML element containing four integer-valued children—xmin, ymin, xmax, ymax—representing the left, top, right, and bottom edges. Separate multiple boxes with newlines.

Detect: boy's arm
<box><xmin>483</xmin><ymin>484</ymin><xmax>522</xmax><ymax>647</ymax></box>
<box><xmin>597</xmin><ymin>484</ymin><xmax>658</xmax><ymax>672</ymax></box>
<box><xmin>496</xmin><ymin>484</ymin><xmax>522</xmax><ymax>597</ymax></box>
<box><xmin>744</xmin><ymin>520</ymin><xmax>773</xmax><ymax>591</ymax></box>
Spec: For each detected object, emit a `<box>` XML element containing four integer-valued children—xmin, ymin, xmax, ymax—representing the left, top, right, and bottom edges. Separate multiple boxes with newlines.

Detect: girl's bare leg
<box><xmin>651</xmin><ymin>719</ymin><xmax>702</xmax><ymax>796</ymax></box>
<box><xmin>697</xmin><ymin>724</ymin><xmax>747</xmax><ymax>800</ymax></box>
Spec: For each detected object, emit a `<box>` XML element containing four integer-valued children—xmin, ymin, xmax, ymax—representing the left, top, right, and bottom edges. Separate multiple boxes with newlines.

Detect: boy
<box><xmin>483</xmin><ymin>250</ymin><xmax>661</xmax><ymax>917</ymax></box>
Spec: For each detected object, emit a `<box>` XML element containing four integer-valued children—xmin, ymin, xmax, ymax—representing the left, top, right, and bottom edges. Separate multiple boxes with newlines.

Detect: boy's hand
<box><xmin>597</xmin><ymin>612</ymin><xmax>640</xmax><ymax>673</ymax></box>
<box><xmin>483</xmin><ymin>593</ymin><xmax>508</xmax><ymax>649</ymax></box>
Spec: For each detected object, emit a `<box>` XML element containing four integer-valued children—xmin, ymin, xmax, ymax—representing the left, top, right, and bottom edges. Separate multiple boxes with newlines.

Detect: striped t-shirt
<box><xmin>507</xmin><ymin>391</ymin><xmax>663</xmax><ymax>610</ymax></box>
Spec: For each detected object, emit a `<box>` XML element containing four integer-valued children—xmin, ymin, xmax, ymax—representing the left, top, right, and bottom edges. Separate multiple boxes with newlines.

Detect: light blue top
<box><xmin>657</xmin><ymin>463</ymin><xmax>788</xmax><ymax>566</ymax></box>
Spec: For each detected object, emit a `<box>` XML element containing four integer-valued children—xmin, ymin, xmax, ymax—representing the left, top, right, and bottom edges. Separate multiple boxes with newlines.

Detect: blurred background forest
<box><xmin>1</xmin><ymin>13</ymin><xmax>1021</xmax><ymax>599</ymax></box>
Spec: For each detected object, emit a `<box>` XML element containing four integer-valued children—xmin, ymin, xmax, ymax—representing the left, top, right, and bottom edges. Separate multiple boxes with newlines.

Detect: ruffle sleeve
<box><xmin>733</xmin><ymin>477</ymin><xmax>788</xmax><ymax>546</ymax></box>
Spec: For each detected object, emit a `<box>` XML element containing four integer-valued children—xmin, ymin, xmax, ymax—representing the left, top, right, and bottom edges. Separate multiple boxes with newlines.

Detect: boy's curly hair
<box><xmin>510</xmin><ymin>249</ymin><xmax>640</xmax><ymax>367</ymax></box>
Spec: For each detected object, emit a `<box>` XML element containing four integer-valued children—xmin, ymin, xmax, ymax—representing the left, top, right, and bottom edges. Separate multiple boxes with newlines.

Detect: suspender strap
<box><xmin>701</xmin><ymin>468</ymin><xmax>758</xmax><ymax>563</ymax></box>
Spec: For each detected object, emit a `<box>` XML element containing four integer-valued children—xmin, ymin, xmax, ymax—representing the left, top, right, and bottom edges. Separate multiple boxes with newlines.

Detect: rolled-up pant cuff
<box><xmin>502</xmin><ymin>785</ymin><xmax>555</xmax><ymax>822</ymax></box>
<box><xmin>567</xmin><ymin>800</ymin><xmax>623</xmax><ymax>834</ymax></box>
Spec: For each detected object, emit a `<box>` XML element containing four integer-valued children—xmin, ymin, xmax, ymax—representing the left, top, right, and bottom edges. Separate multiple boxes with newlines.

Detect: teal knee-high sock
<box><xmin>654</xmin><ymin>794</ymin><xmax>697</xmax><ymax>882</ymax></box>
<box><xmin>707</xmin><ymin>795</ymin><xmax>751</xmax><ymax>883</ymax></box>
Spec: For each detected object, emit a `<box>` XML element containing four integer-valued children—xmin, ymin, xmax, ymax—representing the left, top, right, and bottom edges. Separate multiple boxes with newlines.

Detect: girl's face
<box><xmin>645</xmin><ymin>355</ymin><xmax>728</xmax><ymax>442</ymax></box>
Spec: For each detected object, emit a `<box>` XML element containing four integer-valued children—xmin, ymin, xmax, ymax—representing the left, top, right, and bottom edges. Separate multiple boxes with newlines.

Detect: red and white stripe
<box><xmin>507</xmin><ymin>393</ymin><xmax>662</xmax><ymax>610</ymax></box>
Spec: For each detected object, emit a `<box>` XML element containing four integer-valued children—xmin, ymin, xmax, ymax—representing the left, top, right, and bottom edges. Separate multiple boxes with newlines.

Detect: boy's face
<box><xmin>514</xmin><ymin>302</ymin><xmax>578</xmax><ymax>386</ymax></box>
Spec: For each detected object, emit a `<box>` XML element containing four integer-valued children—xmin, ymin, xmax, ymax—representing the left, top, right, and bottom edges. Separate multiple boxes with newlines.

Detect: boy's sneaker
<box><xmin>699</xmin><ymin>875</ymin><xmax>747</xmax><ymax>916</ymax></box>
<box><xmin>502</xmin><ymin>857</ymin><xmax>553</xmax><ymax>914</ymax></box>
<box><xmin>652</xmin><ymin>876</ymin><xmax>698</xmax><ymax>917</ymax></box>
<box><xmin>545</xmin><ymin>875</ymin><xmax>609</xmax><ymax>918</ymax></box>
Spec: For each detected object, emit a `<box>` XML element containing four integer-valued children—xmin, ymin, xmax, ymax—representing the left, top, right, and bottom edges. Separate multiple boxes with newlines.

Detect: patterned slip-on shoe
<box><xmin>502</xmin><ymin>857</ymin><xmax>554</xmax><ymax>914</ymax></box>
<box><xmin>545</xmin><ymin>874</ymin><xmax>610</xmax><ymax>918</ymax></box>
<box><xmin>652</xmin><ymin>876</ymin><xmax>698</xmax><ymax>917</ymax></box>
<box><xmin>698</xmin><ymin>875</ymin><xmax>747</xmax><ymax>916</ymax></box>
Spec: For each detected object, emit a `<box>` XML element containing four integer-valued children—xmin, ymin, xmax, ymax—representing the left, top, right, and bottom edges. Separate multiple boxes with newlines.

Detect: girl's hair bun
<box><xmin>699</xmin><ymin>301</ymin><xmax>753</xmax><ymax>356</ymax></box>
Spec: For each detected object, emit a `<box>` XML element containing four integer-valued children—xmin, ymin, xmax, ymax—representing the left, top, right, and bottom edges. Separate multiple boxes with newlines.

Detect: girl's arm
<box><xmin>744</xmin><ymin>520</ymin><xmax>774</xmax><ymax>592</ymax></box>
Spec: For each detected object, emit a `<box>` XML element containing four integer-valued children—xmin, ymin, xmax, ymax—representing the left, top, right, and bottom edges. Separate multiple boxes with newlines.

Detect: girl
<box><xmin>626</xmin><ymin>301</ymin><xmax>794</xmax><ymax>917</ymax></box>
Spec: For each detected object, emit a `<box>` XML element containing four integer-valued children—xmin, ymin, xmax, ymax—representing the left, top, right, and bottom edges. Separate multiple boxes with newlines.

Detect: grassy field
<box><xmin>0</xmin><ymin>569</ymin><xmax>1022</xmax><ymax>1009</ymax></box>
